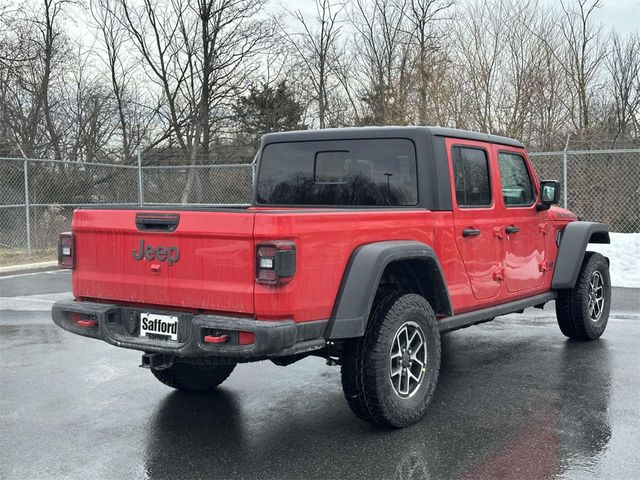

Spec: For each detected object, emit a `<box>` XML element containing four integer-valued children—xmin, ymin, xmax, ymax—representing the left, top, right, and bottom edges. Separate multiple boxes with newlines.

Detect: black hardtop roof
<box><xmin>261</xmin><ymin>126</ymin><xmax>525</xmax><ymax>149</ymax></box>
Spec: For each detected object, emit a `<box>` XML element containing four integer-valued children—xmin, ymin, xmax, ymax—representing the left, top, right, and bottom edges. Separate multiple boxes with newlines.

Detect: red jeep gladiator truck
<box><xmin>52</xmin><ymin>127</ymin><xmax>611</xmax><ymax>427</ymax></box>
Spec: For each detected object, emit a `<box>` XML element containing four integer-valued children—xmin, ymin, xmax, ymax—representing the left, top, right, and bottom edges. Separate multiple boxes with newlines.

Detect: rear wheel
<box><xmin>556</xmin><ymin>252</ymin><xmax>611</xmax><ymax>341</ymax></box>
<box><xmin>341</xmin><ymin>291</ymin><xmax>440</xmax><ymax>428</ymax></box>
<box><xmin>151</xmin><ymin>361</ymin><xmax>236</xmax><ymax>392</ymax></box>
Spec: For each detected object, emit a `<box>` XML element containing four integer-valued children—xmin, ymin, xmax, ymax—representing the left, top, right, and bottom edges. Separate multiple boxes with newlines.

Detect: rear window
<box><xmin>256</xmin><ymin>139</ymin><xmax>418</xmax><ymax>206</ymax></box>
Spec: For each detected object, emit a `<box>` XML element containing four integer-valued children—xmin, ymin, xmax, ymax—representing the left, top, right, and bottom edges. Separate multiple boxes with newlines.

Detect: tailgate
<box><xmin>71</xmin><ymin>209</ymin><xmax>255</xmax><ymax>314</ymax></box>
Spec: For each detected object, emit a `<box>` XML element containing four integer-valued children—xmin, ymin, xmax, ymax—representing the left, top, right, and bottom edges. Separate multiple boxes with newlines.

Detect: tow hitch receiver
<box><xmin>140</xmin><ymin>353</ymin><xmax>174</xmax><ymax>370</ymax></box>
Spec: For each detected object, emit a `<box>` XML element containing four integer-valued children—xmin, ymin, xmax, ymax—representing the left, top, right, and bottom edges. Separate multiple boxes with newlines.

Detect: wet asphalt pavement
<box><xmin>1</xmin><ymin>271</ymin><xmax>639</xmax><ymax>480</ymax></box>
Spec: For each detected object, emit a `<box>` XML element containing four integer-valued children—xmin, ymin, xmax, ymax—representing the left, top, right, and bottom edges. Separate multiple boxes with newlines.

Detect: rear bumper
<box><xmin>51</xmin><ymin>299</ymin><xmax>327</xmax><ymax>360</ymax></box>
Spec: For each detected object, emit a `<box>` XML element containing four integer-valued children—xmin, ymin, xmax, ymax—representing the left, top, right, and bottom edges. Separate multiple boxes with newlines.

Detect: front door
<box><xmin>448</xmin><ymin>139</ymin><xmax>503</xmax><ymax>301</ymax></box>
<box><xmin>494</xmin><ymin>147</ymin><xmax>546</xmax><ymax>293</ymax></box>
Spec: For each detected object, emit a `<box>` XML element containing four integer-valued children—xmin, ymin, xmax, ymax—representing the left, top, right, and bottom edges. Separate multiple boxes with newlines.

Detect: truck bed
<box><xmin>71</xmin><ymin>207</ymin><xmax>460</xmax><ymax>321</ymax></box>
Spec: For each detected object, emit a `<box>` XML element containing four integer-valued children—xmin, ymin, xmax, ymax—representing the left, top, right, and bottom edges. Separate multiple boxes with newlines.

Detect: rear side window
<box><xmin>451</xmin><ymin>146</ymin><xmax>492</xmax><ymax>207</ymax></box>
<box><xmin>498</xmin><ymin>152</ymin><xmax>536</xmax><ymax>206</ymax></box>
<box><xmin>257</xmin><ymin>139</ymin><xmax>418</xmax><ymax>206</ymax></box>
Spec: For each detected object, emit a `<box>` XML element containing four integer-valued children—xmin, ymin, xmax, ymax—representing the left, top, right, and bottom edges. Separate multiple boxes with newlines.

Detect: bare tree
<box><xmin>404</xmin><ymin>0</ymin><xmax>452</xmax><ymax>125</ymax></box>
<box><xmin>606</xmin><ymin>32</ymin><xmax>640</xmax><ymax>142</ymax></box>
<box><xmin>281</xmin><ymin>0</ymin><xmax>345</xmax><ymax>129</ymax></box>
<box><xmin>36</xmin><ymin>0</ymin><xmax>69</xmax><ymax>159</ymax></box>
<box><xmin>1</xmin><ymin>0</ymin><xmax>636</xmax><ymax>169</ymax></box>
<box><xmin>0</xmin><ymin>3</ymin><xmax>23</xmax><ymax>150</ymax></box>
<box><xmin>115</xmin><ymin>0</ymin><xmax>270</xmax><ymax>201</ymax></box>
<box><xmin>352</xmin><ymin>0</ymin><xmax>415</xmax><ymax>125</ymax></box>
<box><xmin>452</xmin><ymin>0</ymin><xmax>505</xmax><ymax>132</ymax></box>
<box><xmin>0</xmin><ymin>4</ymin><xmax>32</xmax><ymax>69</ymax></box>
<box><xmin>525</xmin><ymin>11</ymin><xmax>572</xmax><ymax>150</ymax></box>
<box><xmin>0</xmin><ymin>0</ymin><xmax>72</xmax><ymax>157</ymax></box>
<box><xmin>557</xmin><ymin>0</ymin><xmax>607</xmax><ymax>131</ymax></box>
<box><xmin>92</xmin><ymin>0</ymin><xmax>141</xmax><ymax>162</ymax></box>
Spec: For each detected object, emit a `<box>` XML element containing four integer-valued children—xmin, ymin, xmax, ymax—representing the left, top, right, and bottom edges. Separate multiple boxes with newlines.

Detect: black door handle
<box><xmin>462</xmin><ymin>228</ymin><xmax>481</xmax><ymax>237</ymax></box>
<box><xmin>505</xmin><ymin>225</ymin><xmax>520</xmax><ymax>234</ymax></box>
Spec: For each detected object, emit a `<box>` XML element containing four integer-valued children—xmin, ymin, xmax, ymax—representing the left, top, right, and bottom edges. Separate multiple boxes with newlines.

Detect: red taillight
<box><xmin>256</xmin><ymin>241</ymin><xmax>296</xmax><ymax>285</ymax></box>
<box><xmin>58</xmin><ymin>232</ymin><xmax>75</xmax><ymax>269</ymax></box>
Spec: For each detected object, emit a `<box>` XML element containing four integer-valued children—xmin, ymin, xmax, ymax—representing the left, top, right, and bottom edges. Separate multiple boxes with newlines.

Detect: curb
<box><xmin>0</xmin><ymin>261</ymin><xmax>59</xmax><ymax>277</ymax></box>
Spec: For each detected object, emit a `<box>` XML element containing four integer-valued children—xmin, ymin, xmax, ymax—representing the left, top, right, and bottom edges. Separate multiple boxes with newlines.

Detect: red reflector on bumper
<box><xmin>203</xmin><ymin>335</ymin><xmax>230</xmax><ymax>344</ymax></box>
<box><xmin>239</xmin><ymin>331</ymin><xmax>256</xmax><ymax>345</ymax></box>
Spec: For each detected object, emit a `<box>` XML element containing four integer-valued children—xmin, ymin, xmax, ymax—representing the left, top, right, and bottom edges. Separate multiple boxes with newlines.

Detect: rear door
<box><xmin>447</xmin><ymin>139</ymin><xmax>503</xmax><ymax>301</ymax></box>
<box><xmin>72</xmin><ymin>209</ymin><xmax>256</xmax><ymax>314</ymax></box>
<box><xmin>493</xmin><ymin>147</ymin><xmax>546</xmax><ymax>293</ymax></box>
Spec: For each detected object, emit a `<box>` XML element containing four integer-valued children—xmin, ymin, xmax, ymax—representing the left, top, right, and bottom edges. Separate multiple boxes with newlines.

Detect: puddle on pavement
<box><xmin>0</xmin><ymin>323</ymin><xmax>63</xmax><ymax>345</ymax></box>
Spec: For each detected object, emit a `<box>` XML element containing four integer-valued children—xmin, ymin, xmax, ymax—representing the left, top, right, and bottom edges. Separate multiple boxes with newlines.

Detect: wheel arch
<box><xmin>552</xmin><ymin>221</ymin><xmax>610</xmax><ymax>289</ymax></box>
<box><xmin>325</xmin><ymin>241</ymin><xmax>452</xmax><ymax>339</ymax></box>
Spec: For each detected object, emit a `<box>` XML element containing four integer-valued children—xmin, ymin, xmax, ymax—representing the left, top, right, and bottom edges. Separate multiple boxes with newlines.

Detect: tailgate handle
<box><xmin>136</xmin><ymin>213</ymin><xmax>180</xmax><ymax>232</ymax></box>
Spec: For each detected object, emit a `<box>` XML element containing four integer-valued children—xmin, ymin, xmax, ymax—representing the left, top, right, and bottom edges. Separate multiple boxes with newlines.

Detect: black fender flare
<box><xmin>324</xmin><ymin>240</ymin><xmax>452</xmax><ymax>339</ymax></box>
<box><xmin>552</xmin><ymin>221</ymin><xmax>610</xmax><ymax>289</ymax></box>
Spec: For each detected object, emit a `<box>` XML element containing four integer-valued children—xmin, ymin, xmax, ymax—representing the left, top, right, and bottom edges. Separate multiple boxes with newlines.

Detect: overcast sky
<box><xmin>583</xmin><ymin>0</ymin><xmax>639</xmax><ymax>35</ymax></box>
<box><xmin>62</xmin><ymin>0</ymin><xmax>638</xmax><ymax>66</ymax></box>
<box><xmin>277</xmin><ymin>0</ymin><xmax>639</xmax><ymax>36</ymax></box>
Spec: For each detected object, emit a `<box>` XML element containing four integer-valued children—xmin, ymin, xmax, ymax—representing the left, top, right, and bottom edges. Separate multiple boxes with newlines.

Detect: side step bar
<box><xmin>269</xmin><ymin>338</ymin><xmax>327</xmax><ymax>358</ymax></box>
<box><xmin>438</xmin><ymin>292</ymin><xmax>557</xmax><ymax>334</ymax></box>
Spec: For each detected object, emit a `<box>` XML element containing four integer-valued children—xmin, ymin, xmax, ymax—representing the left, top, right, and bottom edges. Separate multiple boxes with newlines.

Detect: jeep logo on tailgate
<box><xmin>132</xmin><ymin>240</ymin><xmax>180</xmax><ymax>266</ymax></box>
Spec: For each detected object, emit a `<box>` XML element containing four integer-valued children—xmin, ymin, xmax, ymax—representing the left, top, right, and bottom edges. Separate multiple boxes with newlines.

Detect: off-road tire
<box><xmin>340</xmin><ymin>289</ymin><xmax>398</xmax><ymax>424</ymax></box>
<box><xmin>556</xmin><ymin>252</ymin><xmax>611</xmax><ymax>341</ymax></box>
<box><xmin>341</xmin><ymin>291</ymin><xmax>441</xmax><ymax>428</ymax></box>
<box><xmin>151</xmin><ymin>361</ymin><xmax>236</xmax><ymax>392</ymax></box>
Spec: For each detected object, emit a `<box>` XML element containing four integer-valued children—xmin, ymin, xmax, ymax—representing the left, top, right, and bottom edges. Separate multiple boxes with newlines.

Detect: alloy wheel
<box><xmin>389</xmin><ymin>321</ymin><xmax>428</xmax><ymax>398</ymax></box>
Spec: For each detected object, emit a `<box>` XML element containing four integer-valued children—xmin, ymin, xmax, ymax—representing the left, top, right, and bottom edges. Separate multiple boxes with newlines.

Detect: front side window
<box><xmin>257</xmin><ymin>138</ymin><xmax>418</xmax><ymax>206</ymax></box>
<box><xmin>498</xmin><ymin>152</ymin><xmax>536</xmax><ymax>206</ymax></box>
<box><xmin>452</xmin><ymin>146</ymin><xmax>492</xmax><ymax>207</ymax></box>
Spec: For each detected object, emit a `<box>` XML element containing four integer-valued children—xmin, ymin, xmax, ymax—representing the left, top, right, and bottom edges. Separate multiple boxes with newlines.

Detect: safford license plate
<box><xmin>140</xmin><ymin>312</ymin><xmax>178</xmax><ymax>341</ymax></box>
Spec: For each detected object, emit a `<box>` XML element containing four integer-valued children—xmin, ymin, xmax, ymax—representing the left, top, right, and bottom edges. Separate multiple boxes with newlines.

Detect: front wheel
<box><xmin>151</xmin><ymin>361</ymin><xmax>236</xmax><ymax>392</ymax></box>
<box><xmin>556</xmin><ymin>252</ymin><xmax>611</xmax><ymax>341</ymax></box>
<box><xmin>341</xmin><ymin>292</ymin><xmax>441</xmax><ymax>428</ymax></box>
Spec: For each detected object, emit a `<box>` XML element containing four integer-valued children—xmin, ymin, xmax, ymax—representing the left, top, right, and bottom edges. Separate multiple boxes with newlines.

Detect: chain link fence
<box><xmin>142</xmin><ymin>164</ymin><xmax>254</xmax><ymax>205</ymax></box>
<box><xmin>0</xmin><ymin>153</ymin><xmax>255</xmax><ymax>264</ymax></box>
<box><xmin>1</xmin><ymin>147</ymin><xmax>639</xmax><ymax>264</ymax></box>
<box><xmin>529</xmin><ymin>149</ymin><xmax>640</xmax><ymax>233</ymax></box>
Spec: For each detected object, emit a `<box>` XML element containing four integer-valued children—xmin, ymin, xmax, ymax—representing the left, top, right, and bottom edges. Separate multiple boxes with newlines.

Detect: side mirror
<box><xmin>537</xmin><ymin>180</ymin><xmax>560</xmax><ymax>211</ymax></box>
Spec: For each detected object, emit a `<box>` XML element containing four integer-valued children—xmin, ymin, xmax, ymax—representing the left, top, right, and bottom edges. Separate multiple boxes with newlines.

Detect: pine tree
<box><xmin>233</xmin><ymin>81</ymin><xmax>306</xmax><ymax>145</ymax></box>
